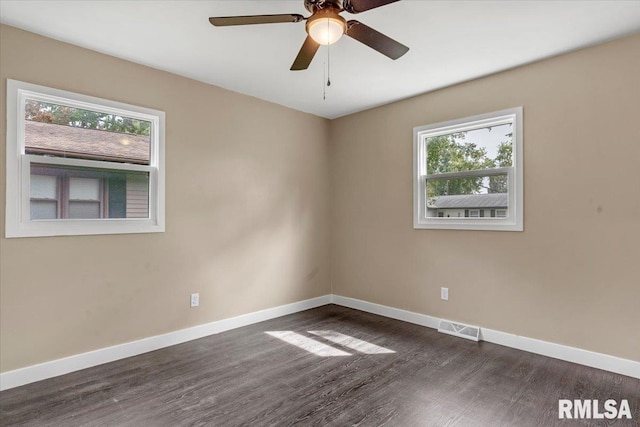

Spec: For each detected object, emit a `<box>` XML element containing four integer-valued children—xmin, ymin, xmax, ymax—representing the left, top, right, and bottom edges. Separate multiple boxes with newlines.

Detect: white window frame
<box><xmin>5</xmin><ymin>79</ymin><xmax>165</xmax><ymax>238</ymax></box>
<box><xmin>413</xmin><ymin>107</ymin><xmax>523</xmax><ymax>231</ymax></box>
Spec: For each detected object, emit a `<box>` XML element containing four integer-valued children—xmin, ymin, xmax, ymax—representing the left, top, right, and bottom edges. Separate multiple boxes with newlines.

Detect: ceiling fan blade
<box><xmin>290</xmin><ymin>36</ymin><xmax>320</xmax><ymax>71</ymax></box>
<box><xmin>342</xmin><ymin>0</ymin><xmax>400</xmax><ymax>14</ymax></box>
<box><xmin>209</xmin><ymin>14</ymin><xmax>304</xmax><ymax>26</ymax></box>
<box><xmin>346</xmin><ymin>20</ymin><xmax>409</xmax><ymax>60</ymax></box>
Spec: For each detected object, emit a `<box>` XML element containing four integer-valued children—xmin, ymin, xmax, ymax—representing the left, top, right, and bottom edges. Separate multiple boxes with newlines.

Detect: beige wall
<box><xmin>0</xmin><ymin>25</ymin><xmax>331</xmax><ymax>372</ymax></box>
<box><xmin>330</xmin><ymin>34</ymin><xmax>640</xmax><ymax>361</ymax></box>
<box><xmin>1</xmin><ymin>24</ymin><xmax>639</xmax><ymax>375</ymax></box>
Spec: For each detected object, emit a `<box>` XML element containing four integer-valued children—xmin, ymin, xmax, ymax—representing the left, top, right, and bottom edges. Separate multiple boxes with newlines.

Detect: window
<box><xmin>413</xmin><ymin>107</ymin><xmax>523</xmax><ymax>231</ymax></box>
<box><xmin>5</xmin><ymin>80</ymin><xmax>165</xmax><ymax>237</ymax></box>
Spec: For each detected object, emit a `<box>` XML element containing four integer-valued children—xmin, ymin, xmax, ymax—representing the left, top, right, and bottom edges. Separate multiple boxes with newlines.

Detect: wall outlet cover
<box><xmin>190</xmin><ymin>293</ymin><xmax>200</xmax><ymax>307</ymax></box>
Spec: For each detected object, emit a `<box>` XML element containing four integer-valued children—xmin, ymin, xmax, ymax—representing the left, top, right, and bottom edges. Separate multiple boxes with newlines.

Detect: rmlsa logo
<box><xmin>558</xmin><ymin>399</ymin><xmax>632</xmax><ymax>419</ymax></box>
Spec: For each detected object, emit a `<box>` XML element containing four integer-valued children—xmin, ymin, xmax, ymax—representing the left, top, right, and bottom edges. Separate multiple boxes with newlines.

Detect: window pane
<box><xmin>69</xmin><ymin>201</ymin><xmax>101</xmax><ymax>219</ymax></box>
<box><xmin>30</xmin><ymin>163</ymin><xmax>149</xmax><ymax>220</ymax></box>
<box><xmin>426</xmin><ymin>123</ymin><xmax>512</xmax><ymax>174</ymax></box>
<box><xmin>426</xmin><ymin>174</ymin><xmax>508</xmax><ymax>219</ymax></box>
<box><xmin>31</xmin><ymin>200</ymin><xmax>57</xmax><ymax>220</ymax></box>
<box><xmin>24</xmin><ymin>99</ymin><xmax>151</xmax><ymax>165</ymax></box>
<box><xmin>30</xmin><ymin>174</ymin><xmax>57</xmax><ymax>199</ymax></box>
<box><xmin>69</xmin><ymin>178</ymin><xmax>100</xmax><ymax>200</ymax></box>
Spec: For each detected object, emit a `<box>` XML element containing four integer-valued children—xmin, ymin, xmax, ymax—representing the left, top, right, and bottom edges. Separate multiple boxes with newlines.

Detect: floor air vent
<box><xmin>438</xmin><ymin>319</ymin><xmax>480</xmax><ymax>342</ymax></box>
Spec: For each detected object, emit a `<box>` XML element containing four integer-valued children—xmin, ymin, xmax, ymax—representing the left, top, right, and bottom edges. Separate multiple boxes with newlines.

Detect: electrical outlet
<box><xmin>190</xmin><ymin>293</ymin><xmax>200</xmax><ymax>307</ymax></box>
<box><xmin>441</xmin><ymin>287</ymin><xmax>449</xmax><ymax>301</ymax></box>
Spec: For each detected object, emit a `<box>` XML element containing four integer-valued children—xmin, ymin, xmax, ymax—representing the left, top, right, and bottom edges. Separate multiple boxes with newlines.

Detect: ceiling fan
<box><xmin>209</xmin><ymin>0</ymin><xmax>409</xmax><ymax>71</ymax></box>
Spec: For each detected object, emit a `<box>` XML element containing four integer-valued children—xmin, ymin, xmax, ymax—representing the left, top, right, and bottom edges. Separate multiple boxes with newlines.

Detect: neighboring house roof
<box><xmin>428</xmin><ymin>193</ymin><xmax>508</xmax><ymax>209</ymax></box>
<box><xmin>24</xmin><ymin>120</ymin><xmax>150</xmax><ymax>164</ymax></box>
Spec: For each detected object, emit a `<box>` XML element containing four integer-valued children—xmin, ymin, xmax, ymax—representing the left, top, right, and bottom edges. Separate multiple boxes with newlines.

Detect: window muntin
<box><xmin>414</xmin><ymin>107</ymin><xmax>523</xmax><ymax>231</ymax></box>
<box><xmin>6</xmin><ymin>80</ymin><xmax>165</xmax><ymax>238</ymax></box>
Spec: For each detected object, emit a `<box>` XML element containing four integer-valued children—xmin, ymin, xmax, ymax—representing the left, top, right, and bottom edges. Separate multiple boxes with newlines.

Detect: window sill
<box><xmin>5</xmin><ymin>218</ymin><xmax>164</xmax><ymax>238</ymax></box>
<box><xmin>414</xmin><ymin>220</ymin><xmax>523</xmax><ymax>232</ymax></box>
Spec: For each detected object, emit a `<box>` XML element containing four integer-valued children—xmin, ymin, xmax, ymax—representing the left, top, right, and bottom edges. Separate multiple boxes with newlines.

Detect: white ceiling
<box><xmin>2</xmin><ymin>1</ymin><xmax>640</xmax><ymax>119</ymax></box>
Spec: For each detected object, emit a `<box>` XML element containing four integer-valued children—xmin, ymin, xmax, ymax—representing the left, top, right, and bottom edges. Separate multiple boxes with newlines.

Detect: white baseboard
<box><xmin>331</xmin><ymin>295</ymin><xmax>440</xmax><ymax>329</ymax></box>
<box><xmin>331</xmin><ymin>294</ymin><xmax>640</xmax><ymax>380</ymax></box>
<box><xmin>3</xmin><ymin>293</ymin><xmax>638</xmax><ymax>391</ymax></box>
<box><xmin>0</xmin><ymin>295</ymin><xmax>331</xmax><ymax>391</ymax></box>
<box><xmin>479</xmin><ymin>328</ymin><xmax>640</xmax><ymax>380</ymax></box>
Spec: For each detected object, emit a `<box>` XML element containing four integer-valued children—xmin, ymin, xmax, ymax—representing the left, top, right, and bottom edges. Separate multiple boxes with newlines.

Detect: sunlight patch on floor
<box><xmin>266</xmin><ymin>330</ymin><xmax>395</xmax><ymax>356</ymax></box>
<box><xmin>265</xmin><ymin>331</ymin><xmax>351</xmax><ymax>356</ymax></box>
<box><xmin>308</xmin><ymin>330</ymin><xmax>395</xmax><ymax>354</ymax></box>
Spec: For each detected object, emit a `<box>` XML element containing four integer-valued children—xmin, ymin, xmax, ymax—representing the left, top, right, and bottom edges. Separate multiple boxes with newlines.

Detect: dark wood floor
<box><xmin>1</xmin><ymin>305</ymin><xmax>638</xmax><ymax>426</ymax></box>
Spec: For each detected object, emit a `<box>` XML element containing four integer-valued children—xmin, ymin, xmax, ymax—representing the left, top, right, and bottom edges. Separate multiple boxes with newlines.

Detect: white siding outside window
<box><xmin>126</xmin><ymin>174</ymin><xmax>150</xmax><ymax>219</ymax></box>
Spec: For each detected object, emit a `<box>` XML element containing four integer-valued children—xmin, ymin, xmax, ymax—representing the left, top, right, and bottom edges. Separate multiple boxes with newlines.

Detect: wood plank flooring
<box><xmin>1</xmin><ymin>305</ymin><xmax>639</xmax><ymax>426</ymax></box>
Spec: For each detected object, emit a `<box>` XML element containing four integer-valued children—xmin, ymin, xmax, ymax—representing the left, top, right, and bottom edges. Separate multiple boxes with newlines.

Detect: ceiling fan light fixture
<box><xmin>306</xmin><ymin>12</ymin><xmax>346</xmax><ymax>45</ymax></box>
<box><xmin>209</xmin><ymin>0</ymin><xmax>409</xmax><ymax>71</ymax></box>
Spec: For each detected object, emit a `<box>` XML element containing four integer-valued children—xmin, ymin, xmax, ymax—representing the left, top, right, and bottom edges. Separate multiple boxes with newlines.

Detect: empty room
<box><xmin>0</xmin><ymin>1</ymin><xmax>639</xmax><ymax>425</ymax></box>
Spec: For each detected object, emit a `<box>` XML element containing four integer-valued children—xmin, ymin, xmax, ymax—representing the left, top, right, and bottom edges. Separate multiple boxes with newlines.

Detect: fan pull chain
<box><xmin>327</xmin><ymin>32</ymin><xmax>331</xmax><ymax>87</ymax></box>
<box><xmin>323</xmin><ymin>60</ymin><xmax>326</xmax><ymax>100</ymax></box>
<box><xmin>323</xmin><ymin>48</ymin><xmax>331</xmax><ymax>100</ymax></box>
<box><xmin>323</xmin><ymin>19</ymin><xmax>331</xmax><ymax>100</ymax></box>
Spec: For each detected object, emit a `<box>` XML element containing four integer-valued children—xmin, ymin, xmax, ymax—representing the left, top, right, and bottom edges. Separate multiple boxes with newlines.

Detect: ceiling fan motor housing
<box><xmin>304</xmin><ymin>0</ymin><xmax>344</xmax><ymax>13</ymax></box>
